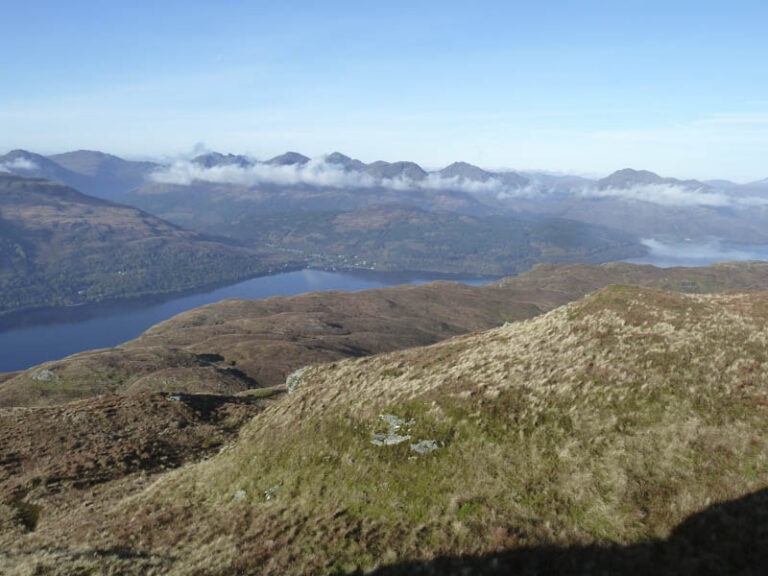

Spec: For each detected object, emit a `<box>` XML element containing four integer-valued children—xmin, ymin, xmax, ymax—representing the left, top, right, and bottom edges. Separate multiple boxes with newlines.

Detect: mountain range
<box><xmin>0</xmin><ymin>149</ymin><xmax>158</xmax><ymax>200</ymax></box>
<box><xmin>4</xmin><ymin>147</ymin><xmax>766</xmax><ymax>205</ymax></box>
<box><xmin>3</xmin><ymin>147</ymin><xmax>768</xmax><ymax>316</ymax></box>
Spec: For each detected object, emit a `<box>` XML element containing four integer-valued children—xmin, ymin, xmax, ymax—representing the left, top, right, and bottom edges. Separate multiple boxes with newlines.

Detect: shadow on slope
<box><xmin>369</xmin><ymin>488</ymin><xmax>768</xmax><ymax>576</ymax></box>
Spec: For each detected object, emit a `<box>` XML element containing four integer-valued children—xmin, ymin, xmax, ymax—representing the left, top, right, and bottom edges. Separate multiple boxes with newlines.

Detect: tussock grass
<box><xmin>5</xmin><ymin>286</ymin><xmax>768</xmax><ymax>574</ymax></box>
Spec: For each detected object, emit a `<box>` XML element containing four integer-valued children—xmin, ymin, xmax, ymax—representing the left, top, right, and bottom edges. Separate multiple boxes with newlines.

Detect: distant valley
<box><xmin>2</xmin><ymin>147</ymin><xmax>767</xmax><ymax>573</ymax></box>
<box><xmin>3</xmin><ymin>147</ymin><xmax>768</xmax><ymax>316</ymax></box>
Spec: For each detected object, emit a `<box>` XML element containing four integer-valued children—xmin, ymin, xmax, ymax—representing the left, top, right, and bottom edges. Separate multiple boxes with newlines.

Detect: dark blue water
<box><xmin>0</xmin><ymin>269</ymin><xmax>490</xmax><ymax>373</ymax></box>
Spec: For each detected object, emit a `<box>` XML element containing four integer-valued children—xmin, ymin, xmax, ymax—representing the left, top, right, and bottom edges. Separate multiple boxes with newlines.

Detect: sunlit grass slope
<box><xmin>57</xmin><ymin>285</ymin><xmax>767</xmax><ymax>574</ymax></box>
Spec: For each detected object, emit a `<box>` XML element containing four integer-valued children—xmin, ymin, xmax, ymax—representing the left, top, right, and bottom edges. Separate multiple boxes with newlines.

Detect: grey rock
<box><xmin>410</xmin><ymin>440</ymin><xmax>439</xmax><ymax>454</ymax></box>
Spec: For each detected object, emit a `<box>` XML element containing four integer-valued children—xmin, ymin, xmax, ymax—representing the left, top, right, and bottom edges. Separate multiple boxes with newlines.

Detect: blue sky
<box><xmin>1</xmin><ymin>1</ymin><xmax>767</xmax><ymax>180</ymax></box>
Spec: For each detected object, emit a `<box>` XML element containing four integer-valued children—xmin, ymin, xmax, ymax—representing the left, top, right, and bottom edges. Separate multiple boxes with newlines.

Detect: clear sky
<box><xmin>1</xmin><ymin>1</ymin><xmax>767</xmax><ymax>181</ymax></box>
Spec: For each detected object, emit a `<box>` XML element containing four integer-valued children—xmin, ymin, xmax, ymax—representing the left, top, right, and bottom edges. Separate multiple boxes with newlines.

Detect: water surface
<box><xmin>0</xmin><ymin>269</ymin><xmax>489</xmax><ymax>373</ymax></box>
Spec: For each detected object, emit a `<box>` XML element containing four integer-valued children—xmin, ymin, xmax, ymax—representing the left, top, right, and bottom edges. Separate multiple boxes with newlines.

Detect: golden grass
<box><xmin>4</xmin><ymin>286</ymin><xmax>767</xmax><ymax>574</ymax></box>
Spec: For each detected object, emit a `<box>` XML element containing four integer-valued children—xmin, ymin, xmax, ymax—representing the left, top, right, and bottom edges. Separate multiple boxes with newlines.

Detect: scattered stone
<box><xmin>379</xmin><ymin>413</ymin><xmax>414</xmax><ymax>430</ymax></box>
<box><xmin>410</xmin><ymin>440</ymin><xmax>439</xmax><ymax>454</ymax></box>
<box><xmin>233</xmin><ymin>490</ymin><xmax>247</xmax><ymax>502</ymax></box>
<box><xmin>31</xmin><ymin>369</ymin><xmax>57</xmax><ymax>383</ymax></box>
<box><xmin>371</xmin><ymin>432</ymin><xmax>411</xmax><ymax>446</ymax></box>
<box><xmin>371</xmin><ymin>414</ymin><xmax>441</xmax><ymax>453</ymax></box>
<box><xmin>218</xmin><ymin>442</ymin><xmax>235</xmax><ymax>454</ymax></box>
<box><xmin>371</xmin><ymin>413</ymin><xmax>413</xmax><ymax>446</ymax></box>
<box><xmin>166</xmin><ymin>392</ymin><xmax>189</xmax><ymax>403</ymax></box>
<box><xmin>264</xmin><ymin>482</ymin><xmax>283</xmax><ymax>501</ymax></box>
<box><xmin>286</xmin><ymin>367</ymin><xmax>309</xmax><ymax>393</ymax></box>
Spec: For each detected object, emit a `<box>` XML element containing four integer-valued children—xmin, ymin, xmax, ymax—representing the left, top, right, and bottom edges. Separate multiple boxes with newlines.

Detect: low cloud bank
<box><xmin>149</xmin><ymin>158</ymin><xmax>768</xmax><ymax>209</ymax></box>
<box><xmin>150</xmin><ymin>158</ymin><xmax>521</xmax><ymax>197</ymax></box>
<box><xmin>591</xmin><ymin>183</ymin><xmax>768</xmax><ymax>208</ymax></box>
<box><xmin>151</xmin><ymin>158</ymin><xmax>378</xmax><ymax>189</ymax></box>
<box><xmin>590</xmin><ymin>183</ymin><xmax>733</xmax><ymax>207</ymax></box>
<box><xmin>628</xmin><ymin>238</ymin><xmax>768</xmax><ymax>267</ymax></box>
<box><xmin>0</xmin><ymin>157</ymin><xmax>39</xmax><ymax>172</ymax></box>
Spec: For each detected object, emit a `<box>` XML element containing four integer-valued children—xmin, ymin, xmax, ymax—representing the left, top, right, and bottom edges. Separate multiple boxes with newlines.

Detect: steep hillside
<box><xmin>47</xmin><ymin>150</ymin><xmax>159</xmax><ymax>199</ymax></box>
<box><xmin>2</xmin><ymin>286</ymin><xmax>765</xmax><ymax>574</ymax></box>
<box><xmin>0</xmin><ymin>173</ymin><xmax>296</xmax><ymax>315</ymax></box>
<box><xmin>0</xmin><ymin>150</ymin><xmax>91</xmax><ymax>191</ymax></box>
<box><xmin>125</xmin><ymin>177</ymin><xmax>497</xmax><ymax>226</ymax></box>
<box><xmin>215</xmin><ymin>205</ymin><xmax>644</xmax><ymax>276</ymax></box>
<box><xmin>0</xmin><ymin>149</ymin><xmax>157</xmax><ymax>200</ymax></box>
<box><xmin>4</xmin><ymin>261</ymin><xmax>768</xmax><ymax>408</ymax></box>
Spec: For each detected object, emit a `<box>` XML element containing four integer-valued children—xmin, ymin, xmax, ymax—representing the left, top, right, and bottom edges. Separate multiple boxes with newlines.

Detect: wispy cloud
<box><xmin>0</xmin><ymin>157</ymin><xmax>39</xmax><ymax>172</ymax></box>
<box><xmin>587</xmin><ymin>183</ymin><xmax>733</xmax><ymax>207</ymax></box>
<box><xmin>148</xmin><ymin>156</ymin><xmax>768</xmax><ymax>209</ymax></box>
<box><xmin>589</xmin><ymin>183</ymin><xmax>768</xmax><ymax>208</ymax></box>
<box><xmin>151</xmin><ymin>158</ymin><xmax>378</xmax><ymax>188</ymax></box>
<box><xmin>494</xmin><ymin>180</ymin><xmax>768</xmax><ymax>208</ymax></box>
<box><xmin>149</xmin><ymin>158</ymin><xmax>524</xmax><ymax>197</ymax></box>
<box><xmin>629</xmin><ymin>238</ymin><xmax>768</xmax><ymax>267</ymax></box>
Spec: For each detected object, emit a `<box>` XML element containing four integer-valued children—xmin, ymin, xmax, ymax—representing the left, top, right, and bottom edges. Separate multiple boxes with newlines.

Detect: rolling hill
<box><xmin>4</xmin><ymin>260</ymin><xmax>768</xmax><ymax>408</ymax></box>
<box><xmin>1</xmin><ymin>284</ymin><xmax>765</xmax><ymax>574</ymax></box>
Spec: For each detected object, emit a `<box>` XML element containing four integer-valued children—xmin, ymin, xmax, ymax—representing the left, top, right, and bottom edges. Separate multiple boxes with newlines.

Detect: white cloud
<box><xmin>148</xmin><ymin>157</ymin><xmax>768</xmax><ymax>209</ymax></box>
<box><xmin>586</xmin><ymin>183</ymin><xmax>733</xmax><ymax>207</ymax></box>
<box><xmin>151</xmin><ymin>158</ymin><xmax>378</xmax><ymax>188</ymax></box>
<box><xmin>0</xmin><ymin>157</ymin><xmax>39</xmax><ymax>172</ymax></box>
<box><xmin>149</xmin><ymin>157</ymin><xmax>527</xmax><ymax>197</ymax></box>
<box><xmin>628</xmin><ymin>238</ymin><xmax>768</xmax><ymax>267</ymax></box>
<box><xmin>421</xmin><ymin>173</ymin><xmax>504</xmax><ymax>195</ymax></box>
<box><xmin>583</xmin><ymin>183</ymin><xmax>768</xmax><ymax>208</ymax></box>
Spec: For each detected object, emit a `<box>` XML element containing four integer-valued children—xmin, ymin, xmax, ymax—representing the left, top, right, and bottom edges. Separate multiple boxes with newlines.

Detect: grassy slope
<box><xmin>3</xmin><ymin>286</ymin><xmax>766</xmax><ymax>574</ymax></box>
<box><xmin>0</xmin><ymin>281</ymin><xmax>539</xmax><ymax>407</ymax></box>
<box><xmin>4</xmin><ymin>261</ymin><xmax>768</xmax><ymax>408</ymax></box>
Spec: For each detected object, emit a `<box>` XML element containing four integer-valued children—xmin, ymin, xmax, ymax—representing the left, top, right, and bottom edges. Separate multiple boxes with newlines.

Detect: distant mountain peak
<box><xmin>602</xmin><ymin>168</ymin><xmax>664</xmax><ymax>186</ymax></box>
<box><xmin>267</xmin><ymin>152</ymin><xmax>310</xmax><ymax>166</ymax></box>
<box><xmin>48</xmin><ymin>150</ymin><xmax>159</xmax><ymax>179</ymax></box>
<box><xmin>325</xmin><ymin>152</ymin><xmax>366</xmax><ymax>171</ymax></box>
<box><xmin>325</xmin><ymin>152</ymin><xmax>352</xmax><ymax>162</ymax></box>
<box><xmin>52</xmin><ymin>149</ymin><xmax>120</xmax><ymax>160</ymax></box>
<box><xmin>0</xmin><ymin>149</ymin><xmax>77</xmax><ymax>178</ymax></box>
<box><xmin>2</xmin><ymin>149</ymin><xmax>48</xmax><ymax>162</ymax></box>
<box><xmin>192</xmin><ymin>152</ymin><xmax>253</xmax><ymax>168</ymax></box>
<box><xmin>365</xmin><ymin>160</ymin><xmax>427</xmax><ymax>181</ymax></box>
<box><xmin>598</xmin><ymin>168</ymin><xmax>709</xmax><ymax>191</ymax></box>
<box><xmin>438</xmin><ymin>161</ymin><xmax>493</xmax><ymax>182</ymax></box>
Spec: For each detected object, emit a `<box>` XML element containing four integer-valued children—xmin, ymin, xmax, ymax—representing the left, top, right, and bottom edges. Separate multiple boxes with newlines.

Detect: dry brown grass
<box><xmin>3</xmin><ymin>285</ymin><xmax>765</xmax><ymax>574</ymax></box>
<box><xmin>7</xmin><ymin>261</ymin><xmax>768</xmax><ymax>409</ymax></box>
